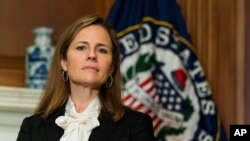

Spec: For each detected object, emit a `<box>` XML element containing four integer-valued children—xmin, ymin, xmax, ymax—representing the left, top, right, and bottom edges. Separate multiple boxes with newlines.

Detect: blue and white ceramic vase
<box><xmin>25</xmin><ymin>27</ymin><xmax>55</xmax><ymax>89</ymax></box>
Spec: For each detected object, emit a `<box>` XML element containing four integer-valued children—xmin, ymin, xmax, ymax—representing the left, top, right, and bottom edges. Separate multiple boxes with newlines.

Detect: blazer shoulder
<box><xmin>121</xmin><ymin>107</ymin><xmax>154</xmax><ymax>131</ymax></box>
<box><xmin>16</xmin><ymin>113</ymin><xmax>45</xmax><ymax>141</ymax></box>
<box><xmin>24</xmin><ymin>103</ymin><xmax>66</xmax><ymax>124</ymax></box>
<box><xmin>114</xmin><ymin>107</ymin><xmax>154</xmax><ymax>141</ymax></box>
<box><xmin>17</xmin><ymin>109</ymin><xmax>65</xmax><ymax>141</ymax></box>
<box><xmin>123</xmin><ymin>107</ymin><xmax>152</xmax><ymax>122</ymax></box>
<box><xmin>20</xmin><ymin>113</ymin><xmax>46</xmax><ymax>132</ymax></box>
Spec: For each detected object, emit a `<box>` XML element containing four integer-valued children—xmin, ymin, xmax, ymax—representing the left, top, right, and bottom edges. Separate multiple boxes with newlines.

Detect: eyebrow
<box><xmin>75</xmin><ymin>41</ymin><xmax>111</xmax><ymax>49</ymax></box>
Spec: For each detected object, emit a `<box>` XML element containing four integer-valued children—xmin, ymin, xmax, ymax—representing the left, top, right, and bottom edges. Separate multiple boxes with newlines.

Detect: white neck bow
<box><xmin>55</xmin><ymin>97</ymin><xmax>101</xmax><ymax>141</ymax></box>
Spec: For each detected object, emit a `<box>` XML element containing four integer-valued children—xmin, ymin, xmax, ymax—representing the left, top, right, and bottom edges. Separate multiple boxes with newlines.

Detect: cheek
<box><xmin>66</xmin><ymin>56</ymin><xmax>81</xmax><ymax>70</ymax></box>
<box><xmin>102</xmin><ymin>59</ymin><xmax>113</xmax><ymax>74</ymax></box>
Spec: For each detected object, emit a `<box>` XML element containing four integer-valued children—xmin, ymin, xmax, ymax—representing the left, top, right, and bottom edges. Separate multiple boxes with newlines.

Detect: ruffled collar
<box><xmin>55</xmin><ymin>96</ymin><xmax>101</xmax><ymax>141</ymax></box>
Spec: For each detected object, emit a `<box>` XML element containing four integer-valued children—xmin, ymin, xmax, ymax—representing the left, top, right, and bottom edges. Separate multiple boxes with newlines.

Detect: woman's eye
<box><xmin>98</xmin><ymin>48</ymin><xmax>108</xmax><ymax>54</ymax></box>
<box><xmin>76</xmin><ymin>46</ymin><xmax>86</xmax><ymax>50</ymax></box>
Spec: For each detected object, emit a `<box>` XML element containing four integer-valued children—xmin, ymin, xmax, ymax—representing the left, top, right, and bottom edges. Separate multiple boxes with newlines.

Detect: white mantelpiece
<box><xmin>0</xmin><ymin>86</ymin><xmax>42</xmax><ymax>141</ymax></box>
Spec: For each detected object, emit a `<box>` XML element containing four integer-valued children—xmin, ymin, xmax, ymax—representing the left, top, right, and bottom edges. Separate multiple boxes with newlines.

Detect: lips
<box><xmin>82</xmin><ymin>66</ymin><xmax>99</xmax><ymax>71</ymax></box>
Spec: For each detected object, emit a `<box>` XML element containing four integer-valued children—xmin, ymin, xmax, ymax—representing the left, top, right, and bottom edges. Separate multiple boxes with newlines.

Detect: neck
<box><xmin>70</xmin><ymin>85</ymin><xmax>99</xmax><ymax>113</ymax></box>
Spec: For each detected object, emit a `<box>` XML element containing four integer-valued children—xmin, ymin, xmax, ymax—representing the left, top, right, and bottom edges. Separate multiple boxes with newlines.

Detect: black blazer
<box><xmin>16</xmin><ymin>105</ymin><xmax>154</xmax><ymax>141</ymax></box>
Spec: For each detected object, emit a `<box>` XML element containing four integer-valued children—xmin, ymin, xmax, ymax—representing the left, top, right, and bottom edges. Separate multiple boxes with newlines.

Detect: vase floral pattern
<box><xmin>26</xmin><ymin>27</ymin><xmax>55</xmax><ymax>89</ymax></box>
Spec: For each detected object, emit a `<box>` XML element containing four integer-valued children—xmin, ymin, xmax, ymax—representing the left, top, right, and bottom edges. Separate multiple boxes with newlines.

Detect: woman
<box><xmin>17</xmin><ymin>15</ymin><xmax>154</xmax><ymax>141</ymax></box>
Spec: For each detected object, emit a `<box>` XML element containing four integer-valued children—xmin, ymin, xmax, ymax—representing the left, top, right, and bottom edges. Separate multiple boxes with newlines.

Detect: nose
<box><xmin>87</xmin><ymin>56</ymin><xmax>97</xmax><ymax>61</ymax></box>
<box><xmin>87</xmin><ymin>50</ymin><xmax>97</xmax><ymax>61</ymax></box>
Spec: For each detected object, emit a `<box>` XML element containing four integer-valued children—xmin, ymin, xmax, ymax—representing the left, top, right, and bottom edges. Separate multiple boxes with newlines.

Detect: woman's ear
<box><xmin>60</xmin><ymin>58</ymin><xmax>67</xmax><ymax>71</ymax></box>
<box><xmin>109</xmin><ymin>65</ymin><xmax>114</xmax><ymax>76</ymax></box>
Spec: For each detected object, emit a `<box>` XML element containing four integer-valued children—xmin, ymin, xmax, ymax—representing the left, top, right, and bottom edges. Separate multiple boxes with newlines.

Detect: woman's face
<box><xmin>61</xmin><ymin>25</ymin><xmax>113</xmax><ymax>89</ymax></box>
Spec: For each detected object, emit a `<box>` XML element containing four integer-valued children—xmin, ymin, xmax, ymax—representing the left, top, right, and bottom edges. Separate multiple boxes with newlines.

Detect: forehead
<box><xmin>73</xmin><ymin>25</ymin><xmax>111</xmax><ymax>42</ymax></box>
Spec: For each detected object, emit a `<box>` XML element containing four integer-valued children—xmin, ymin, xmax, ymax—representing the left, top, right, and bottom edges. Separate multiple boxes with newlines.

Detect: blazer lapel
<box><xmin>88</xmin><ymin>110</ymin><xmax>117</xmax><ymax>141</ymax></box>
<box><xmin>45</xmin><ymin>104</ymin><xmax>65</xmax><ymax>141</ymax></box>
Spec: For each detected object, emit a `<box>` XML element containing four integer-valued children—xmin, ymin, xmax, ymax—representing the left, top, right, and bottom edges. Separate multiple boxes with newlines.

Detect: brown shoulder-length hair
<box><xmin>35</xmin><ymin>15</ymin><xmax>124</xmax><ymax>121</ymax></box>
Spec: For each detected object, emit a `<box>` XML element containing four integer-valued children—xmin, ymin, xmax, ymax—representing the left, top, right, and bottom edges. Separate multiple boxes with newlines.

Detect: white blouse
<box><xmin>55</xmin><ymin>96</ymin><xmax>101</xmax><ymax>141</ymax></box>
